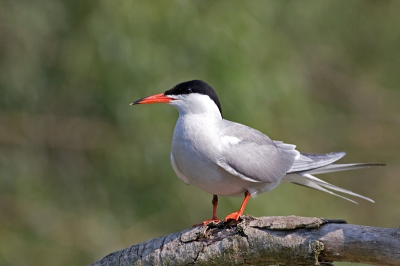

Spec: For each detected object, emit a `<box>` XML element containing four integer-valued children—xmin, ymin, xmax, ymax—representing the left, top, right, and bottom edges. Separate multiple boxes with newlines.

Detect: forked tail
<box><xmin>283</xmin><ymin>151</ymin><xmax>385</xmax><ymax>203</ymax></box>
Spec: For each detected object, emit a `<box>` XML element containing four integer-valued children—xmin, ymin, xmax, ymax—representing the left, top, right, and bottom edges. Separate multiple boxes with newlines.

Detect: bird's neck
<box><xmin>174</xmin><ymin>111</ymin><xmax>222</xmax><ymax>141</ymax></box>
<box><xmin>179</xmin><ymin>110</ymin><xmax>222</xmax><ymax>126</ymax></box>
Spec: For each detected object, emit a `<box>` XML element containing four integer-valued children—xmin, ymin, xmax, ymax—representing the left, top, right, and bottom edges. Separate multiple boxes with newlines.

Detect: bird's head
<box><xmin>132</xmin><ymin>80</ymin><xmax>222</xmax><ymax>117</ymax></box>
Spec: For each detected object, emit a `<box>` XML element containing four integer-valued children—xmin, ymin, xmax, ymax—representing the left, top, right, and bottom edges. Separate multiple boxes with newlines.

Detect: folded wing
<box><xmin>217</xmin><ymin>121</ymin><xmax>298</xmax><ymax>184</ymax></box>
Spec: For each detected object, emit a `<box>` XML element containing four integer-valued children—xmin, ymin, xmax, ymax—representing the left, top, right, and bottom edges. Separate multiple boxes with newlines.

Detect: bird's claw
<box><xmin>224</xmin><ymin>211</ymin><xmax>242</xmax><ymax>221</ymax></box>
<box><xmin>193</xmin><ymin>218</ymin><xmax>221</xmax><ymax>227</ymax></box>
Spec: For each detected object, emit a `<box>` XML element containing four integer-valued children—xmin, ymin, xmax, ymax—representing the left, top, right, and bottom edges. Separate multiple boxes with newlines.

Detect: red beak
<box><xmin>131</xmin><ymin>93</ymin><xmax>174</xmax><ymax>105</ymax></box>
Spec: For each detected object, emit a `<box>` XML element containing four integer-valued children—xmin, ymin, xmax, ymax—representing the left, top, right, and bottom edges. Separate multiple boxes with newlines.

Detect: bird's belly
<box><xmin>172</xmin><ymin>147</ymin><xmax>273</xmax><ymax>197</ymax></box>
<box><xmin>177</xmin><ymin>163</ymin><xmax>246</xmax><ymax>196</ymax></box>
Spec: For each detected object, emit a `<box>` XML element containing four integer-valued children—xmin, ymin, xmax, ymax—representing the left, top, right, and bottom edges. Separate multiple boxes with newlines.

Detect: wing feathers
<box><xmin>217</xmin><ymin>121</ymin><xmax>383</xmax><ymax>203</ymax></box>
<box><xmin>218</xmin><ymin>121</ymin><xmax>297</xmax><ymax>184</ymax></box>
<box><xmin>305</xmin><ymin>163</ymin><xmax>386</xmax><ymax>175</ymax></box>
<box><xmin>287</xmin><ymin>152</ymin><xmax>346</xmax><ymax>173</ymax></box>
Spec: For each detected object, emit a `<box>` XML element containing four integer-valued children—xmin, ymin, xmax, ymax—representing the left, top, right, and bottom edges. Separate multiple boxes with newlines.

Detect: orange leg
<box><xmin>196</xmin><ymin>195</ymin><xmax>221</xmax><ymax>226</ymax></box>
<box><xmin>211</xmin><ymin>194</ymin><xmax>219</xmax><ymax>220</ymax></box>
<box><xmin>224</xmin><ymin>191</ymin><xmax>251</xmax><ymax>221</ymax></box>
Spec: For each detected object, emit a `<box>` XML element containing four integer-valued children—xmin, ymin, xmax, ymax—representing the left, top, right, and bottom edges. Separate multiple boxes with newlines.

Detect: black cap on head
<box><xmin>164</xmin><ymin>80</ymin><xmax>222</xmax><ymax>115</ymax></box>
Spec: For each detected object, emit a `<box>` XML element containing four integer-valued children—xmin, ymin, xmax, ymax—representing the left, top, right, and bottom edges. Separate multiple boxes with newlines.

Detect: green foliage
<box><xmin>0</xmin><ymin>1</ymin><xmax>399</xmax><ymax>265</ymax></box>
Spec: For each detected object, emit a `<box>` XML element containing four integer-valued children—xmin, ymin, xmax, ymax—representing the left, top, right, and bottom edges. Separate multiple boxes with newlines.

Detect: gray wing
<box><xmin>217</xmin><ymin>120</ymin><xmax>298</xmax><ymax>183</ymax></box>
<box><xmin>286</xmin><ymin>151</ymin><xmax>346</xmax><ymax>174</ymax></box>
<box><xmin>282</xmin><ymin>144</ymin><xmax>382</xmax><ymax>174</ymax></box>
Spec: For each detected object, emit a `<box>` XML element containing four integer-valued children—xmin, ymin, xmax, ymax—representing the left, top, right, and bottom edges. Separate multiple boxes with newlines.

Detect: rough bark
<box><xmin>89</xmin><ymin>215</ymin><xmax>400</xmax><ymax>266</ymax></box>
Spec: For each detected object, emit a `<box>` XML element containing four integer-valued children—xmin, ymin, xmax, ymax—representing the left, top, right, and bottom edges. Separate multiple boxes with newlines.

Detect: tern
<box><xmin>132</xmin><ymin>80</ymin><xmax>385</xmax><ymax>223</ymax></box>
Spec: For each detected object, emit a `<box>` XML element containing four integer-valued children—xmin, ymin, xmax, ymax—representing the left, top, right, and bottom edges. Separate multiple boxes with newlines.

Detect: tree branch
<box><xmin>89</xmin><ymin>216</ymin><xmax>400</xmax><ymax>266</ymax></box>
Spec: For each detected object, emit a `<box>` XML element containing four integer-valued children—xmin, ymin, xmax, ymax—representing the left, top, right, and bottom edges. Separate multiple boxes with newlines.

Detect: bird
<box><xmin>132</xmin><ymin>80</ymin><xmax>385</xmax><ymax>224</ymax></box>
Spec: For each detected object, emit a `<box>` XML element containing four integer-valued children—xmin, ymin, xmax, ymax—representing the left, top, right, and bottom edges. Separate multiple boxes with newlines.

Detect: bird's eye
<box><xmin>186</xmin><ymin>87</ymin><xmax>192</xmax><ymax>93</ymax></box>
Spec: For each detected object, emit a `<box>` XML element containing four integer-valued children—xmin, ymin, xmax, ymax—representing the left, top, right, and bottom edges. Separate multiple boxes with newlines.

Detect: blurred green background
<box><xmin>1</xmin><ymin>1</ymin><xmax>399</xmax><ymax>265</ymax></box>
